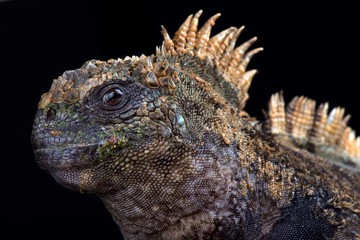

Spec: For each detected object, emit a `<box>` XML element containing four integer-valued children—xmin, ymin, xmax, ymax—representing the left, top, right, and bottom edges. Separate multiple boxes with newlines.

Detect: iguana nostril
<box><xmin>45</xmin><ymin>107</ymin><xmax>56</xmax><ymax>121</ymax></box>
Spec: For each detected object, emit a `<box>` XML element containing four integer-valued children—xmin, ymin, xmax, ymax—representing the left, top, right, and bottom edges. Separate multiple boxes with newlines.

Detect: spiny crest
<box><xmin>265</xmin><ymin>92</ymin><xmax>360</xmax><ymax>169</ymax></box>
<box><xmin>159</xmin><ymin>10</ymin><xmax>263</xmax><ymax>110</ymax></box>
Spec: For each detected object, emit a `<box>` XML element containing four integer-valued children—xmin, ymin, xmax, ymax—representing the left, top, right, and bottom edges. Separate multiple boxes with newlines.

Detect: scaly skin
<box><xmin>32</xmin><ymin>13</ymin><xmax>360</xmax><ymax>239</ymax></box>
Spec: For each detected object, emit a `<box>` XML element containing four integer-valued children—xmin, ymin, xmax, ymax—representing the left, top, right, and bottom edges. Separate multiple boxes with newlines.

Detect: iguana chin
<box><xmin>31</xmin><ymin>10</ymin><xmax>360</xmax><ymax>239</ymax></box>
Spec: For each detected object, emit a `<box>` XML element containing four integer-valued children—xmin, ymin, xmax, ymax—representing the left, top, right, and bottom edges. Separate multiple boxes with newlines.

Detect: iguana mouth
<box><xmin>33</xmin><ymin>142</ymin><xmax>99</xmax><ymax>169</ymax></box>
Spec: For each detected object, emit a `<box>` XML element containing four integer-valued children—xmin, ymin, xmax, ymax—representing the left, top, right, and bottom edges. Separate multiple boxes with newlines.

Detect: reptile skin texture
<box><xmin>32</xmin><ymin>10</ymin><xmax>360</xmax><ymax>239</ymax></box>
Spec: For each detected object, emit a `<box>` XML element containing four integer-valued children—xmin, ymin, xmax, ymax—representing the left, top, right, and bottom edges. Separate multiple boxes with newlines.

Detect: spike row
<box><xmin>266</xmin><ymin>92</ymin><xmax>360</xmax><ymax>164</ymax></box>
<box><xmin>159</xmin><ymin>10</ymin><xmax>263</xmax><ymax>109</ymax></box>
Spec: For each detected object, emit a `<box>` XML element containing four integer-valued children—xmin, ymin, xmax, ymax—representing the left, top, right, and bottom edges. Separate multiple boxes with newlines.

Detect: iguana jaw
<box><xmin>31</xmin><ymin>123</ymin><xmax>103</xmax><ymax>191</ymax></box>
<box><xmin>33</xmin><ymin>143</ymin><xmax>99</xmax><ymax>170</ymax></box>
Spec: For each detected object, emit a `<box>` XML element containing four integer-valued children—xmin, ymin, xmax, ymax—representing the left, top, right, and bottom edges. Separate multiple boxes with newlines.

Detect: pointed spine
<box><xmin>237</xmin><ymin>69</ymin><xmax>258</xmax><ymax>110</ymax></box>
<box><xmin>230</xmin><ymin>36</ymin><xmax>258</xmax><ymax>70</ymax></box>
<box><xmin>285</xmin><ymin>96</ymin><xmax>316</xmax><ymax>142</ymax></box>
<box><xmin>218</xmin><ymin>28</ymin><xmax>243</xmax><ymax>72</ymax></box>
<box><xmin>195</xmin><ymin>13</ymin><xmax>221</xmax><ymax>56</ymax></box>
<box><xmin>267</xmin><ymin>92</ymin><xmax>286</xmax><ymax>135</ymax></box>
<box><xmin>238</xmin><ymin>47</ymin><xmax>264</xmax><ymax>74</ymax></box>
<box><xmin>173</xmin><ymin>14</ymin><xmax>193</xmax><ymax>53</ymax></box>
<box><xmin>207</xmin><ymin>27</ymin><xmax>237</xmax><ymax>60</ymax></box>
<box><xmin>185</xmin><ymin>10</ymin><xmax>203</xmax><ymax>54</ymax></box>
<box><xmin>160</xmin><ymin>26</ymin><xmax>175</xmax><ymax>55</ymax></box>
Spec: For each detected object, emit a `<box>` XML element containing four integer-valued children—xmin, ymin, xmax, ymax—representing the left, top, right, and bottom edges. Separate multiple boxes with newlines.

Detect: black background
<box><xmin>1</xmin><ymin>0</ymin><xmax>359</xmax><ymax>239</ymax></box>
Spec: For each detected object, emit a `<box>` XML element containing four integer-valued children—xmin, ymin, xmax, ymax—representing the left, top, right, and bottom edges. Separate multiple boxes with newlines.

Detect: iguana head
<box><xmin>31</xmin><ymin>11</ymin><xmax>263</xmax><ymax>235</ymax></box>
<box><xmin>32</xmin><ymin>55</ymin><xmax>202</xmax><ymax>192</ymax></box>
<box><xmin>31</xmin><ymin>10</ymin><xmax>261</xmax><ymax>194</ymax></box>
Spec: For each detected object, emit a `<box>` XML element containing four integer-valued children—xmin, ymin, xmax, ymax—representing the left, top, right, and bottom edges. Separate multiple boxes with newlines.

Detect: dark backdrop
<box><xmin>1</xmin><ymin>0</ymin><xmax>359</xmax><ymax>239</ymax></box>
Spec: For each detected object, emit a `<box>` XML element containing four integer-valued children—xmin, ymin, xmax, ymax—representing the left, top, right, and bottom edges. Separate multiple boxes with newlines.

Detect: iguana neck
<box><xmin>96</xmin><ymin>130</ymin><xmax>248</xmax><ymax>238</ymax></box>
<box><xmin>97</xmin><ymin>126</ymin><xmax>280</xmax><ymax>239</ymax></box>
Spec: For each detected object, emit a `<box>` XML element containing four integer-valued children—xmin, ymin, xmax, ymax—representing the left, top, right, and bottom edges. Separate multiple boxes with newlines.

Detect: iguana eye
<box><xmin>85</xmin><ymin>82</ymin><xmax>129</xmax><ymax>114</ymax></box>
<box><xmin>102</xmin><ymin>88</ymin><xmax>123</xmax><ymax>106</ymax></box>
<box><xmin>85</xmin><ymin>80</ymin><xmax>144</xmax><ymax>119</ymax></box>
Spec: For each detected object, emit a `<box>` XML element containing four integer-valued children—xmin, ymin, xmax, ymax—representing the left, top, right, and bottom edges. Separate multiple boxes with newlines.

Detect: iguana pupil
<box><xmin>102</xmin><ymin>87</ymin><xmax>123</xmax><ymax>106</ymax></box>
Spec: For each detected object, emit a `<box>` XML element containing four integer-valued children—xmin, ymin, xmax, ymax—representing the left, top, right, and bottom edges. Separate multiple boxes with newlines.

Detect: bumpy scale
<box><xmin>32</xmin><ymin>10</ymin><xmax>360</xmax><ymax>239</ymax></box>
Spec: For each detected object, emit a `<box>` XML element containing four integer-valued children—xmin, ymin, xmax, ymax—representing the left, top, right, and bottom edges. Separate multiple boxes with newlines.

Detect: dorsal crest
<box><xmin>265</xmin><ymin>92</ymin><xmax>360</xmax><ymax>170</ymax></box>
<box><xmin>158</xmin><ymin>10</ymin><xmax>263</xmax><ymax>111</ymax></box>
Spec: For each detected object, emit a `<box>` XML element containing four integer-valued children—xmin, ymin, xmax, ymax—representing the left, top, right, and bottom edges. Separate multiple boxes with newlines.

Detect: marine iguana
<box><xmin>31</xmin><ymin>10</ymin><xmax>360</xmax><ymax>239</ymax></box>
